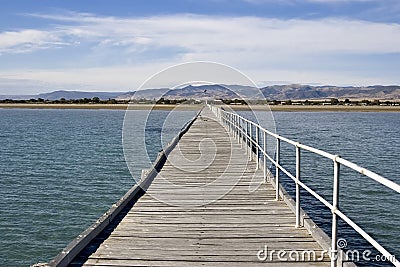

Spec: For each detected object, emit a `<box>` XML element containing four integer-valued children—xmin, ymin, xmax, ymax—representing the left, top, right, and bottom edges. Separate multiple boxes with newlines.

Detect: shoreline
<box><xmin>1</xmin><ymin>103</ymin><xmax>400</xmax><ymax>112</ymax></box>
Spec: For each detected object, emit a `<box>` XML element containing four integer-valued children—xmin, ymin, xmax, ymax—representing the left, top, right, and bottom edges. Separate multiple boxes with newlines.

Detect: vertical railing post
<box><xmin>227</xmin><ymin>112</ymin><xmax>229</xmax><ymax>130</ymax></box>
<box><xmin>227</xmin><ymin>113</ymin><xmax>232</xmax><ymax>133</ymax></box>
<box><xmin>237</xmin><ymin>115</ymin><xmax>242</xmax><ymax>144</ymax></box>
<box><xmin>245</xmin><ymin>121</ymin><xmax>248</xmax><ymax>156</ymax></box>
<box><xmin>331</xmin><ymin>157</ymin><xmax>340</xmax><ymax>267</ymax></box>
<box><xmin>247</xmin><ymin>121</ymin><xmax>250</xmax><ymax>158</ymax></box>
<box><xmin>249</xmin><ymin>123</ymin><xmax>253</xmax><ymax>161</ymax></box>
<box><xmin>275</xmin><ymin>138</ymin><xmax>280</xmax><ymax>201</ymax></box>
<box><xmin>231</xmin><ymin>114</ymin><xmax>234</xmax><ymax>136</ymax></box>
<box><xmin>238</xmin><ymin>117</ymin><xmax>242</xmax><ymax>145</ymax></box>
<box><xmin>239</xmin><ymin>118</ymin><xmax>243</xmax><ymax>148</ymax></box>
<box><xmin>228</xmin><ymin>113</ymin><xmax>231</xmax><ymax>134</ymax></box>
<box><xmin>256</xmin><ymin>126</ymin><xmax>259</xmax><ymax>169</ymax></box>
<box><xmin>232</xmin><ymin>114</ymin><xmax>234</xmax><ymax>137</ymax></box>
<box><xmin>224</xmin><ymin>112</ymin><xmax>227</xmax><ymax>126</ymax></box>
<box><xmin>233</xmin><ymin>114</ymin><xmax>239</xmax><ymax>143</ymax></box>
<box><xmin>237</xmin><ymin>116</ymin><xmax>241</xmax><ymax>144</ymax></box>
<box><xmin>295</xmin><ymin>144</ymin><xmax>301</xmax><ymax>228</ymax></box>
<box><xmin>263</xmin><ymin>130</ymin><xmax>267</xmax><ymax>182</ymax></box>
<box><xmin>230</xmin><ymin>114</ymin><xmax>233</xmax><ymax>134</ymax></box>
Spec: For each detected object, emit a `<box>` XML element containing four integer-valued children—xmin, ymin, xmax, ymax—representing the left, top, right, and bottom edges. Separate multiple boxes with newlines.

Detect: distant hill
<box><xmin>260</xmin><ymin>85</ymin><xmax>400</xmax><ymax>100</ymax></box>
<box><xmin>1</xmin><ymin>85</ymin><xmax>400</xmax><ymax>101</ymax></box>
<box><xmin>122</xmin><ymin>84</ymin><xmax>400</xmax><ymax>100</ymax></box>
<box><xmin>117</xmin><ymin>88</ymin><xmax>169</xmax><ymax>100</ymax></box>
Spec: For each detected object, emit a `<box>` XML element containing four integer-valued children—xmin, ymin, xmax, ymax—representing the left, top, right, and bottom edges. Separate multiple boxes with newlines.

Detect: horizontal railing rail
<box><xmin>208</xmin><ymin>104</ymin><xmax>400</xmax><ymax>267</ymax></box>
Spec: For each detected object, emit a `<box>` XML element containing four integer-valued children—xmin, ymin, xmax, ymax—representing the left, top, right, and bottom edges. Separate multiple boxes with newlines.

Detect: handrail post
<box><xmin>230</xmin><ymin>113</ymin><xmax>234</xmax><ymax>136</ymax></box>
<box><xmin>229</xmin><ymin>114</ymin><xmax>233</xmax><ymax>134</ymax></box>
<box><xmin>249</xmin><ymin>123</ymin><xmax>253</xmax><ymax>161</ymax></box>
<box><xmin>331</xmin><ymin>157</ymin><xmax>340</xmax><ymax>267</ymax></box>
<box><xmin>235</xmin><ymin>115</ymin><xmax>239</xmax><ymax>143</ymax></box>
<box><xmin>233</xmin><ymin>114</ymin><xmax>236</xmax><ymax>138</ymax></box>
<box><xmin>295</xmin><ymin>144</ymin><xmax>301</xmax><ymax>228</ymax></box>
<box><xmin>256</xmin><ymin>126</ymin><xmax>259</xmax><ymax>169</ymax></box>
<box><xmin>245</xmin><ymin>121</ymin><xmax>248</xmax><ymax>156</ymax></box>
<box><xmin>232</xmin><ymin>114</ymin><xmax>235</xmax><ymax>137</ymax></box>
<box><xmin>263</xmin><ymin>130</ymin><xmax>267</xmax><ymax>182</ymax></box>
<box><xmin>238</xmin><ymin>116</ymin><xmax>241</xmax><ymax>144</ymax></box>
<box><xmin>227</xmin><ymin>113</ymin><xmax>230</xmax><ymax>132</ymax></box>
<box><xmin>275</xmin><ymin>138</ymin><xmax>280</xmax><ymax>201</ymax></box>
<box><xmin>239</xmin><ymin>118</ymin><xmax>243</xmax><ymax>148</ymax></box>
<box><xmin>239</xmin><ymin>117</ymin><xmax>243</xmax><ymax>146</ymax></box>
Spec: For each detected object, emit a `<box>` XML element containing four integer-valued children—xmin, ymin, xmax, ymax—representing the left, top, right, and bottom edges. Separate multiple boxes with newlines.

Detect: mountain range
<box><xmin>1</xmin><ymin>84</ymin><xmax>400</xmax><ymax>101</ymax></box>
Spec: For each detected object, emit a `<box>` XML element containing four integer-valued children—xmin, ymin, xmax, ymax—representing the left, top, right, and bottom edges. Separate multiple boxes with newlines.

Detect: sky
<box><xmin>1</xmin><ymin>0</ymin><xmax>400</xmax><ymax>94</ymax></box>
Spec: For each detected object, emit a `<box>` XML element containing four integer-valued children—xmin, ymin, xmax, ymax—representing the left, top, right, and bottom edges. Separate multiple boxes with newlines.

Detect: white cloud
<box><xmin>1</xmin><ymin>12</ymin><xmax>400</xmax><ymax>92</ymax></box>
<box><xmin>0</xmin><ymin>29</ymin><xmax>68</xmax><ymax>54</ymax></box>
<box><xmin>19</xmin><ymin>12</ymin><xmax>400</xmax><ymax>55</ymax></box>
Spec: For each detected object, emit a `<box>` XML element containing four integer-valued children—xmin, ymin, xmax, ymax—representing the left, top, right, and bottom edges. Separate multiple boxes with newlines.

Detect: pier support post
<box><xmin>263</xmin><ymin>130</ymin><xmax>267</xmax><ymax>182</ymax></box>
<box><xmin>239</xmin><ymin>117</ymin><xmax>243</xmax><ymax>148</ymax></box>
<box><xmin>275</xmin><ymin>139</ymin><xmax>280</xmax><ymax>201</ymax></box>
<box><xmin>295</xmin><ymin>144</ymin><xmax>301</xmax><ymax>228</ymax></box>
<box><xmin>256</xmin><ymin>127</ymin><xmax>259</xmax><ymax>169</ymax></box>
<box><xmin>249</xmin><ymin>123</ymin><xmax>253</xmax><ymax>161</ymax></box>
<box><xmin>331</xmin><ymin>157</ymin><xmax>340</xmax><ymax>267</ymax></box>
<box><xmin>245</xmin><ymin>121</ymin><xmax>248</xmax><ymax>156</ymax></box>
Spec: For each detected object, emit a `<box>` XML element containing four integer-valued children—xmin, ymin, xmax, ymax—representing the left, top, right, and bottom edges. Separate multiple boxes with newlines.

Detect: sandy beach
<box><xmin>1</xmin><ymin>103</ymin><xmax>400</xmax><ymax>112</ymax></box>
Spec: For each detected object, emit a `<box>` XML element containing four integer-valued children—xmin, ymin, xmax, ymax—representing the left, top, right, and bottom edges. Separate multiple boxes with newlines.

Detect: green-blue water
<box><xmin>0</xmin><ymin>109</ymin><xmax>398</xmax><ymax>266</ymax></box>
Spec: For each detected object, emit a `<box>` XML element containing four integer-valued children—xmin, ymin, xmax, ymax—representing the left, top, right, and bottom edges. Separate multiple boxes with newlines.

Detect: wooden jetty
<box><xmin>45</xmin><ymin>106</ymin><xmax>335</xmax><ymax>267</ymax></box>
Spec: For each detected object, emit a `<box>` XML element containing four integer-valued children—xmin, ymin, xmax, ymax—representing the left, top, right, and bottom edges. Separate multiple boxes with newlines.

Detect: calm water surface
<box><xmin>0</xmin><ymin>108</ymin><xmax>398</xmax><ymax>266</ymax></box>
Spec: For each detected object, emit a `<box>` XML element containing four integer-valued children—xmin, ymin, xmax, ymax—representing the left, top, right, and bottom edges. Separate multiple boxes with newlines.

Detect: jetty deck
<box><xmin>69</xmin><ymin>107</ymin><xmax>329</xmax><ymax>266</ymax></box>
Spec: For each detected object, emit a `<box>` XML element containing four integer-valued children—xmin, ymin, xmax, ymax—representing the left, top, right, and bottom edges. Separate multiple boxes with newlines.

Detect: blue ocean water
<box><xmin>0</xmin><ymin>108</ymin><xmax>398</xmax><ymax>266</ymax></box>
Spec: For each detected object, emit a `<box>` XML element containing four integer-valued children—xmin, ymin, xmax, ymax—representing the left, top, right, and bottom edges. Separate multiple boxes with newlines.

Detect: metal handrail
<box><xmin>208</xmin><ymin>104</ymin><xmax>400</xmax><ymax>267</ymax></box>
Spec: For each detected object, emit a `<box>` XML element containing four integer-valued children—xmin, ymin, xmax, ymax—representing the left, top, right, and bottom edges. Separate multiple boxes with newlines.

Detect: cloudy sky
<box><xmin>1</xmin><ymin>0</ymin><xmax>400</xmax><ymax>94</ymax></box>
